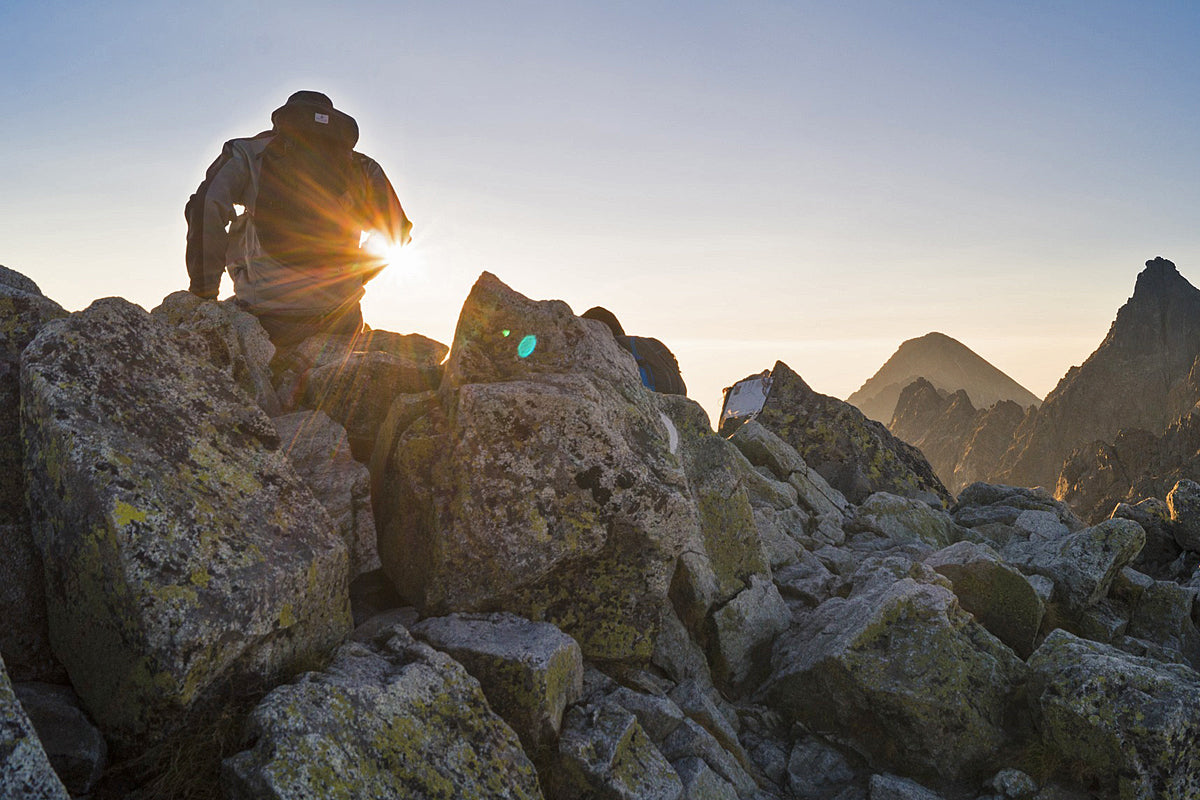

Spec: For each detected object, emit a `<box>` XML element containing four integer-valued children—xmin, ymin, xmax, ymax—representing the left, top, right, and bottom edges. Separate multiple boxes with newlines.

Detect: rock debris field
<box><xmin>3</xmin><ymin>265</ymin><xmax>1200</xmax><ymax>800</ymax></box>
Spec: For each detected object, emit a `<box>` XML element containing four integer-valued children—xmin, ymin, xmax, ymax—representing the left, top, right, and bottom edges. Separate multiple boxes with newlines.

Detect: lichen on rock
<box><xmin>21</xmin><ymin>297</ymin><xmax>351</xmax><ymax>752</ymax></box>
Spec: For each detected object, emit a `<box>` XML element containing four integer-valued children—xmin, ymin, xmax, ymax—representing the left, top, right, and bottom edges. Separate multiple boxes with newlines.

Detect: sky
<box><xmin>3</xmin><ymin>1</ymin><xmax>1199</xmax><ymax>426</ymax></box>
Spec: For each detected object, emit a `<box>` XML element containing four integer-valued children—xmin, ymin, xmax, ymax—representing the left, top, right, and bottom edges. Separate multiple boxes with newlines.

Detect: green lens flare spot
<box><xmin>518</xmin><ymin>335</ymin><xmax>537</xmax><ymax>358</ymax></box>
<box><xmin>502</xmin><ymin>329</ymin><xmax>511</xmax><ymax>337</ymax></box>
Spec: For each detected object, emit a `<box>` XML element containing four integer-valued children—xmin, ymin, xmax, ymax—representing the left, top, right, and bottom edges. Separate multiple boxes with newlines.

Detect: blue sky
<box><xmin>3</xmin><ymin>1</ymin><xmax>1199</xmax><ymax>424</ymax></box>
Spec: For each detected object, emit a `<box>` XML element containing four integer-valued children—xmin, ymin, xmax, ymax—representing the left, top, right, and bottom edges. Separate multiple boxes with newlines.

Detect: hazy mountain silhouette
<box><xmin>846</xmin><ymin>332</ymin><xmax>1041</xmax><ymax>424</ymax></box>
<box><xmin>997</xmin><ymin>257</ymin><xmax>1200</xmax><ymax>491</ymax></box>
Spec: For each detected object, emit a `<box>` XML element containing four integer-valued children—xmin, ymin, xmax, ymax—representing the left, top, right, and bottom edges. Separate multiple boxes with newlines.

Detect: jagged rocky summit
<box><xmin>3</xmin><ymin>264</ymin><xmax>1200</xmax><ymax>799</ymax></box>
<box><xmin>846</xmin><ymin>332</ymin><xmax>1041</xmax><ymax>425</ymax></box>
<box><xmin>997</xmin><ymin>257</ymin><xmax>1200</xmax><ymax>491</ymax></box>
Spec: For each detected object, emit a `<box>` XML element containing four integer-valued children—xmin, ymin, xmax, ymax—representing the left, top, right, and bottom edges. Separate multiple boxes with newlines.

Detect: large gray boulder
<box><xmin>223</xmin><ymin>623</ymin><xmax>543</xmax><ymax>799</ymax></box>
<box><xmin>1027</xmin><ymin>629</ymin><xmax>1200</xmax><ymax>799</ymax></box>
<box><xmin>1002</xmin><ymin>519</ymin><xmax>1145</xmax><ymax>613</ymax></box>
<box><xmin>0</xmin><ymin>655</ymin><xmax>70</xmax><ymax>799</ymax></box>
<box><xmin>764</xmin><ymin>562</ymin><xmax>1027</xmax><ymax>781</ymax></box>
<box><xmin>21</xmin><ymin>298</ymin><xmax>351</xmax><ymax>751</ymax></box>
<box><xmin>411</xmin><ymin>612</ymin><xmax>584</xmax><ymax>753</ymax></box>
<box><xmin>924</xmin><ymin>541</ymin><xmax>1045</xmax><ymax>657</ymax></box>
<box><xmin>0</xmin><ymin>267</ymin><xmax>68</xmax><ymax>682</ymax></box>
<box><xmin>372</xmin><ymin>273</ymin><xmax>697</xmax><ymax>663</ymax></box>
<box><xmin>272</xmin><ymin>410</ymin><xmax>379</xmax><ymax>577</ymax></box>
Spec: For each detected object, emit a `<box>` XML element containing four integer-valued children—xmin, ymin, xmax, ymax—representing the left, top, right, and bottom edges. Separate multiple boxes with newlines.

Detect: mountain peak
<box><xmin>846</xmin><ymin>332</ymin><xmax>1040</xmax><ymax>424</ymax></box>
<box><xmin>1132</xmin><ymin>256</ymin><xmax>1188</xmax><ymax>300</ymax></box>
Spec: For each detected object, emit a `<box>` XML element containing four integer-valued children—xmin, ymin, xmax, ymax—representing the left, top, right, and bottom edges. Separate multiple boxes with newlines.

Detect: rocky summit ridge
<box><xmin>3</xmin><ymin>264</ymin><xmax>1200</xmax><ymax>800</ymax></box>
<box><xmin>846</xmin><ymin>332</ymin><xmax>1041</xmax><ymax>425</ymax></box>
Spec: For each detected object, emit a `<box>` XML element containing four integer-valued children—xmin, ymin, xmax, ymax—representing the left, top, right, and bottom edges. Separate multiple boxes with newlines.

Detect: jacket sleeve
<box><xmin>185</xmin><ymin>141</ymin><xmax>250</xmax><ymax>298</ymax></box>
<box><xmin>358</xmin><ymin>157</ymin><xmax>413</xmax><ymax>247</ymax></box>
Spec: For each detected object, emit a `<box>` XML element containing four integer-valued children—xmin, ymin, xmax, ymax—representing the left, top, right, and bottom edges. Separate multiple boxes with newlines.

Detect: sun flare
<box><xmin>361</xmin><ymin>231</ymin><xmax>423</xmax><ymax>280</ymax></box>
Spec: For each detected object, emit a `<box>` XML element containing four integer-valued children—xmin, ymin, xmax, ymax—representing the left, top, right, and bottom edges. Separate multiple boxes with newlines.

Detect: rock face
<box><xmin>0</xmin><ymin>268</ymin><xmax>68</xmax><ymax>683</ymax></box>
<box><xmin>846</xmin><ymin>331</ymin><xmax>1041</xmax><ymax>425</ymax></box>
<box><xmin>223</xmin><ymin>623</ymin><xmax>544</xmax><ymax>800</ymax></box>
<box><xmin>21</xmin><ymin>298</ymin><xmax>352</xmax><ymax>751</ymax></box>
<box><xmin>999</xmin><ymin>257</ymin><xmax>1200</xmax><ymax>490</ymax></box>
<box><xmin>748</xmin><ymin>361</ymin><xmax>951</xmax><ymax>506</ymax></box>
<box><xmin>372</xmin><ymin>273</ymin><xmax>698</xmax><ymax>663</ymax></box>
<box><xmin>888</xmin><ymin>378</ymin><xmax>1028</xmax><ymax>495</ymax></box>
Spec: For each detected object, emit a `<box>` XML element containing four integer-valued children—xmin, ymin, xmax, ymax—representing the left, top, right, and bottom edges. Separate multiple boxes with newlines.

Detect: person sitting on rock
<box><xmin>582</xmin><ymin>306</ymin><xmax>687</xmax><ymax>396</ymax></box>
<box><xmin>185</xmin><ymin>91</ymin><xmax>412</xmax><ymax>345</ymax></box>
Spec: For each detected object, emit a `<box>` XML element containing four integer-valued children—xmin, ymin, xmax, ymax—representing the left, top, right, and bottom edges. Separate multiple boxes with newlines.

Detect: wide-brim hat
<box><xmin>271</xmin><ymin>90</ymin><xmax>359</xmax><ymax>148</ymax></box>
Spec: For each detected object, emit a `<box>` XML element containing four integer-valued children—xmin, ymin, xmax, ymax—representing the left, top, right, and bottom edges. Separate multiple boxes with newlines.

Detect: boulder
<box><xmin>955</xmin><ymin>484</ymin><xmax>1085</xmax><ymax>531</ymax></box>
<box><xmin>274</xmin><ymin>328</ymin><xmax>446</xmax><ymax>417</ymax></box>
<box><xmin>302</xmin><ymin>349</ymin><xmax>441</xmax><ymax>460</ymax></box>
<box><xmin>272</xmin><ymin>410</ymin><xmax>379</xmax><ymax>576</ymax></box>
<box><xmin>749</xmin><ymin>362</ymin><xmax>951</xmax><ymax>506</ymax></box>
<box><xmin>868</xmin><ymin>773</ymin><xmax>944</xmax><ymax>800</ymax></box>
<box><xmin>222</xmin><ymin>623</ymin><xmax>543</xmax><ymax>799</ymax></box>
<box><xmin>981</xmin><ymin>768</ymin><xmax>1038</xmax><ymax>800</ymax></box>
<box><xmin>673</xmin><ymin>756</ymin><xmax>738</xmax><ymax>800</ymax></box>
<box><xmin>924</xmin><ymin>541</ymin><xmax>1045</xmax><ymax>657</ymax></box>
<box><xmin>21</xmin><ymin>298</ymin><xmax>351</xmax><ymax>751</ymax></box>
<box><xmin>606</xmin><ymin>686</ymin><xmax>686</xmax><ymax>744</ymax></box>
<box><xmin>658</xmin><ymin>718</ymin><xmax>758</xmax><ymax>798</ymax></box>
<box><xmin>150</xmin><ymin>291</ymin><xmax>281</xmax><ymax>416</ymax></box>
<box><xmin>13</xmin><ymin>682</ymin><xmax>106</xmax><ymax>796</ymax></box>
<box><xmin>1002</xmin><ymin>519</ymin><xmax>1145</xmax><ymax>613</ymax></box>
<box><xmin>410</xmin><ymin>612</ymin><xmax>584</xmax><ymax>752</ymax></box>
<box><xmin>707</xmin><ymin>575</ymin><xmax>790</xmax><ymax>691</ymax></box>
<box><xmin>547</xmin><ymin>700</ymin><xmax>683</xmax><ymax>800</ymax></box>
<box><xmin>848</xmin><ymin>492</ymin><xmax>957</xmax><ymax>548</ymax></box>
<box><xmin>372</xmin><ymin>273</ymin><xmax>697</xmax><ymax>663</ymax></box>
<box><xmin>1124</xmin><ymin>579</ymin><xmax>1200</xmax><ymax>667</ymax></box>
<box><xmin>1111</xmin><ymin>498</ymin><xmax>1181</xmax><ymax>578</ymax></box>
<box><xmin>0</xmin><ymin>655</ymin><xmax>70</xmax><ymax>799</ymax></box>
<box><xmin>1167</xmin><ymin>478</ymin><xmax>1200</xmax><ymax>551</ymax></box>
<box><xmin>0</xmin><ymin>268</ymin><xmax>67</xmax><ymax>682</ymax></box>
<box><xmin>727</xmin><ymin>420</ymin><xmax>850</xmax><ymax>519</ymax></box>
<box><xmin>786</xmin><ymin>737</ymin><xmax>857</xmax><ymax>800</ymax></box>
<box><xmin>657</xmin><ymin>395</ymin><xmax>771</xmax><ymax>612</ymax></box>
<box><xmin>1027</xmin><ymin>629</ymin><xmax>1200</xmax><ymax>799</ymax></box>
<box><xmin>764</xmin><ymin>564</ymin><xmax>1027</xmax><ymax>781</ymax></box>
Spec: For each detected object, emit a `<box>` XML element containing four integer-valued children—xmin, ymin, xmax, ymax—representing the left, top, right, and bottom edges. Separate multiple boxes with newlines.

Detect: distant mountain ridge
<box><xmin>846</xmin><ymin>332</ymin><xmax>1041</xmax><ymax>424</ymax></box>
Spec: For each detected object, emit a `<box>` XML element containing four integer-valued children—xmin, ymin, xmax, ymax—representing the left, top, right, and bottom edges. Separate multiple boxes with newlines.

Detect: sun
<box><xmin>360</xmin><ymin>231</ymin><xmax>423</xmax><ymax>279</ymax></box>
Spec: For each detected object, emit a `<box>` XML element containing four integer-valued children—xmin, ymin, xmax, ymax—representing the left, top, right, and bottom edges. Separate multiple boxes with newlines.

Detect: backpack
<box><xmin>253</xmin><ymin>104</ymin><xmax>363</xmax><ymax>271</ymax></box>
<box><xmin>626</xmin><ymin>336</ymin><xmax>687</xmax><ymax>395</ymax></box>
